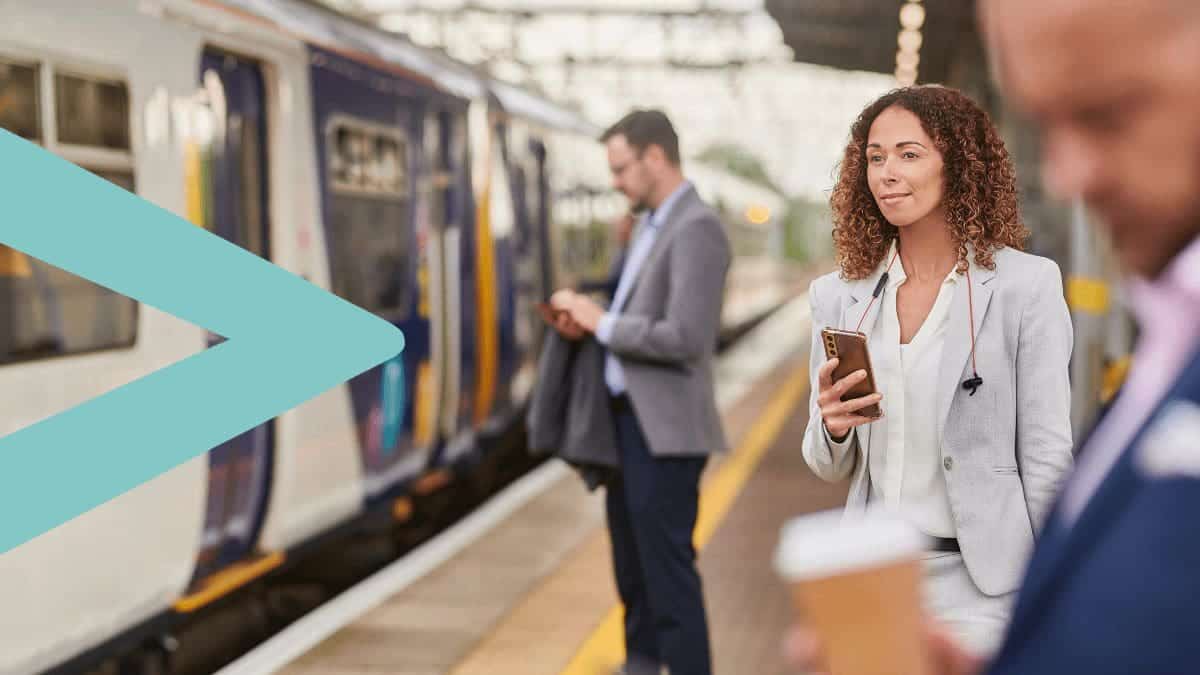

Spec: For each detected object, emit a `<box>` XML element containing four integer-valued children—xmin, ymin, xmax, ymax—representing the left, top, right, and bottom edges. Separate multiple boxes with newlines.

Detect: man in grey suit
<box><xmin>552</xmin><ymin>109</ymin><xmax>732</xmax><ymax>675</ymax></box>
<box><xmin>577</xmin><ymin>211</ymin><xmax>635</xmax><ymax>299</ymax></box>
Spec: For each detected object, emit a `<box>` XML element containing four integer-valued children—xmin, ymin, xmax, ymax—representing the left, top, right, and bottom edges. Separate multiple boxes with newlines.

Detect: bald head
<box><xmin>981</xmin><ymin>0</ymin><xmax>1200</xmax><ymax>35</ymax></box>
<box><xmin>980</xmin><ymin>0</ymin><xmax>1200</xmax><ymax>278</ymax></box>
<box><xmin>981</xmin><ymin>0</ymin><xmax>1200</xmax><ymax>101</ymax></box>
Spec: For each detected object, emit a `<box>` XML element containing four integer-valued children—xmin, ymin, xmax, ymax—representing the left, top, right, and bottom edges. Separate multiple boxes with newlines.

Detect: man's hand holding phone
<box><xmin>539</xmin><ymin>293</ymin><xmax>586</xmax><ymax>341</ymax></box>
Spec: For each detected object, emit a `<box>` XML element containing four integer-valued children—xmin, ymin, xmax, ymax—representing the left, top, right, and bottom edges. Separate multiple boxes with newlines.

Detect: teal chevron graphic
<box><xmin>0</xmin><ymin>130</ymin><xmax>404</xmax><ymax>555</ymax></box>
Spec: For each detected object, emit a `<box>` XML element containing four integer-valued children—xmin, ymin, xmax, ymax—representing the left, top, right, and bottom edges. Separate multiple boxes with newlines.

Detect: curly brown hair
<box><xmin>829</xmin><ymin>85</ymin><xmax>1027</xmax><ymax>280</ymax></box>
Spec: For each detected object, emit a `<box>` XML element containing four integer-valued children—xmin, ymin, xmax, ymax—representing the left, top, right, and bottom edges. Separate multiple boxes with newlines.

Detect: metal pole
<box><xmin>1068</xmin><ymin>198</ymin><xmax>1106</xmax><ymax>436</ymax></box>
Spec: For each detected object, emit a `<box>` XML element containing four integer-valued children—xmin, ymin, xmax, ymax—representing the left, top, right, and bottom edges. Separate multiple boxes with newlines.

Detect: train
<box><xmin>0</xmin><ymin>1</ymin><xmax>796</xmax><ymax>673</ymax></box>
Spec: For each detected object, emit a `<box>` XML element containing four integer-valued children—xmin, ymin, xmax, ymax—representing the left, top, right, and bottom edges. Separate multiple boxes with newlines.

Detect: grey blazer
<box><xmin>526</xmin><ymin>331</ymin><xmax>619</xmax><ymax>489</ymax></box>
<box><xmin>801</xmin><ymin>246</ymin><xmax>1075</xmax><ymax>596</ymax></box>
<box><xmin>606</xmin><ymin>184</ymin><xmax>732</xmax><ymax>457</ymax></box>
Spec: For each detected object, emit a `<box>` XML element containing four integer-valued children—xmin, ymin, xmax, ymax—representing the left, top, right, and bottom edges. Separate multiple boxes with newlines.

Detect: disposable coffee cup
<box><xmin>774</xmin><ymin>507</ymin><xmax>930</xmax><ymax>675</ymax></box>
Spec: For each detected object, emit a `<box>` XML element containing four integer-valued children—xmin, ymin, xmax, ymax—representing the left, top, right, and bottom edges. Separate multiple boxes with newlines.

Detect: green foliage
<box><xmin>781</xmin><ymin>196</ymin><xmax>833</xmax><ymax>264</ymax></box>
<box><xmin>695</xmin><ymin>143</ymin><xmax>782</xmax><ymax>193</ymax></box>
<box><xmin>695</xmin><ymin>142</ymin><xmax>833</xmax><ymax>265</ymax></box>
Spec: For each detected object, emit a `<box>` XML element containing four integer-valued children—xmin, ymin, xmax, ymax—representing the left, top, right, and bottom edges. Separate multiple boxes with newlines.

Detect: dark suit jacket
<box><xmin>525</xmin><ymin>331</ymin><xmax>619</xmax><ymax>490</ymax></box>
<box><xmin>986</xmin><ymin>344</ymin><xmax>1200</xmax><ymax>674</ymax></box>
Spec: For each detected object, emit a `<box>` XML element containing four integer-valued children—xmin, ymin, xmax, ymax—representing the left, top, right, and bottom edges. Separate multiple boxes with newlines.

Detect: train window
<box><xmin>488</xmin><ymin>136</ymin><xmax>515</xmax><ymax>238</ymax></box>
<box><xmin>376</xmin><ymin>136</ymin><xmax>405</xmax><ymax>194</ymax></box>
<box><xmin>0</xmin><ymin>163</ymin><xmax>138</xmax><ymax>364</ymax></box>
<box><xmin>446</xmin><ymin>112</ymin><xmax>467</xmax><ymax>226</ymax></box>
<box><xmin>0</xmin><ymin>59</ymin><xmax>41</xmax><ymax>141</ymax></box>
<box><xmin>0</xmin><ymin>60</ymin><xmax>137</xmax><ymax>366</ymax></box>
<box><xmin>327</xmin><ymin>197</ymin><xmax>411</xmax><ymax>317</ymax></box>
<box><xmin>89</xmin><ymin>168</ymin><xmax>136</xmax><ymax>193</ymax></box>
<box><xmin>330</xmin><ymin>121</ymin><xmax>408</xmax><ymax>198</ymax></box>
<box><xmin>0</xmin><ymin>253</ymin><xmax>138</xmax><ymax>365</ymax></box>
<box><xmin>237</xmin><ymin>114</ymin><xmax>267</xmax><ymax>257</ymax></box>
<box><xmin>422</xmin><ymin>112</ymin><xmax>448</xmax><ymax>230</ymax></box>
<box><xmin>54</xmin><ymin>72</ymin><xmax>130</xmax><ymax>150</ymax></box>
<box><xmin>325</xmin><ymin>117</ymin><xmax>413</xmax><ymax>318</ymax></box>
<box><xmin>331</xmin><ymin>126</ymin><xmax>366</xmax><ymax>188</ymax></box>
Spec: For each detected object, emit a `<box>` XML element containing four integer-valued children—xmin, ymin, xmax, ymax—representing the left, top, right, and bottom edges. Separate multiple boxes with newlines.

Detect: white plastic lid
<box><xmin>773</xmin><ymin>507</ymin><xmax>927</xmax><ymax>581</ymax></box>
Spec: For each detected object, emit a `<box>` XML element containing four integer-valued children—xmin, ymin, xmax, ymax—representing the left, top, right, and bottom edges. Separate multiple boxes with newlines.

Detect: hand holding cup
<box><xmin>774</xmin><ymin>508</ymin><xmax>934</xmax><ymax>675</ymax></box>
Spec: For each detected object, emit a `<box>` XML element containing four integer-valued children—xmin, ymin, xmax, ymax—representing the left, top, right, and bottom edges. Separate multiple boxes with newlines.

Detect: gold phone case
<box><xmin>820</xmin><ymin>327</ymin><xmax>882</xmax><ymax>419</ymax></box>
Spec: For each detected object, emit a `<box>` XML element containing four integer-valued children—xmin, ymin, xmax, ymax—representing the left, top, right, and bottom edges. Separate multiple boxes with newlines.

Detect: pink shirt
<box><xmin>1060</xmin><ymin>235</ymin><xmax>1200</xmax><ymax>525</ymax></box>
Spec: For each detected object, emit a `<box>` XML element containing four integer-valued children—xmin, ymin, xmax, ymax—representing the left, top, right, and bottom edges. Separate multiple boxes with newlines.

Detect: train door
<box><xmin>472</xmin><ymin>114</ymin><xmax>520</xmax><ymax>429</ymax></box>
<box><xmin>442</xmin><ymin>107</ymin><xmax>477</xmax><ymax>462</ymax></box>
<box><xmin>503</xmin><ymin>125</ymin><xmax>544</xmax><ymax>407</ymax></box>
<box><xmin>425</xmin><ymin>109</ymin><xmax>468</xmax><ymax>451</ymax></box>
<box><xmin>308</xmin><ymin>45</ymin><xmax>437</xmax><ymax>500</ymax></box>
<box><xmin>414</xmin><ymin>109</ymin><xmax>449</xmax><ymax>457</ymax></box>
<box><xmin>191</xmin><ymin>48</ymin><xmax>274</xmax><ymax>580</ymax></box>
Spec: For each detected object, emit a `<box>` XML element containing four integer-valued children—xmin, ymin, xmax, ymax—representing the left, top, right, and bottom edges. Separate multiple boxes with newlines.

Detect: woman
<box><xmin>801</xmin><ymin>85</ymin><xmax>1074</xmax><ymax>656</ymax></box>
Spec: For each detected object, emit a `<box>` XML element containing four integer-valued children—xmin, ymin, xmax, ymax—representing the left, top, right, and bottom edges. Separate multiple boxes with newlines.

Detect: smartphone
<box><xmin>536</xmin><ymin>301</ymin><xmax>564</xmax><ymax>325</ymax></box>
<box><xmin>820</xmin><ymin>327</ymin><xmax>883</xmax><ymax>419</ymax></box>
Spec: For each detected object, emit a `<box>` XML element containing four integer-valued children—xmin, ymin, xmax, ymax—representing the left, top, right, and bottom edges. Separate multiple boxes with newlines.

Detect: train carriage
<box><xmin>0</xmin><ymin>1</ymin><xmax>812</xmax><ymax>673</ymax></box>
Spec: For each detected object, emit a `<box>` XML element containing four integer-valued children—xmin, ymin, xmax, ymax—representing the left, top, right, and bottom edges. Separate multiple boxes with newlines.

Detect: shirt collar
<box><xmin>884</xmin><ymin>239</ymin><xmax>959</xmax><ymax>289</ymax></box>
<box><xmin>1126</xmin><ymin>234</ymin><xmax>1200</xmax><ymax>329</ymax></box>
<box><xmin>1164</xmin><ymin>234</ymin><xmax>1200</xmax><ymax>298</ymax></box>
<box><xmin>647</xmin><ymin>180</ymin><xmax>692</xmax><ymax>229</ymax></box>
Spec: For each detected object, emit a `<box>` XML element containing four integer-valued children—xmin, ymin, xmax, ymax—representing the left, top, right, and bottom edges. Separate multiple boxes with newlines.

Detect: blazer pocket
<box><xmin>992</xmin><ymin>465</ymin><xmax>1019</xmax><ymax>475</ymax></box>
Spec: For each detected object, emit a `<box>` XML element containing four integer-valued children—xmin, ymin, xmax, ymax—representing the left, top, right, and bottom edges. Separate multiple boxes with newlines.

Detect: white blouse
<box><xmin>826</xmin><ymin>254</ymin><xmax>960</xmax><ymax>538</ymax></box>
<box><xmin>879</xmin><ymin>261</ymin><xmax>958</xmax><ymax>537</ymax></box>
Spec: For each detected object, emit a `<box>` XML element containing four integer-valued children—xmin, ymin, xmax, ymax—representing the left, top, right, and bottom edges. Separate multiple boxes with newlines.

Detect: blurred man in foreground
<box><xmin>789</xmin><ymin>0</ymin><xmax>1200</xmax><ymax>672</ymax></box>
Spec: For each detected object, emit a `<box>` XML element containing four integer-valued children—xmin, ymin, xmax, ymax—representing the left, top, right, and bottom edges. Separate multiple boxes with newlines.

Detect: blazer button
<box><xmin>943</xmin><ymin>457</ymin><xmax>954</xmax><ymax>471</ymax></box>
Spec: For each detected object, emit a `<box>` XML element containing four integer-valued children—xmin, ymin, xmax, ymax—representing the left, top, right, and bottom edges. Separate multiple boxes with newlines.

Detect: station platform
<box><xmin>720</xmin><ymin>256</ymin><xmax>814</xmax><ymax>331</ymax></box>
<box><xmin>216</xmin><ymin>288</ymin><xmax>849</xmax><ymax>675</ymax></box>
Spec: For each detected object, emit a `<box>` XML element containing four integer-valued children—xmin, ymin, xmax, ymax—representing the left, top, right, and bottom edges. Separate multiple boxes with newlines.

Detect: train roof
<box><xmin>485</xmin><ymin>77</ymin><xmax>601</xmax><ymax>138</ymax></box>
<box><xmin>207</xmin><ymin>0</ymin><xmax>774</xmax><ymax>202</ymax></box>
<box><xmin>217</xmin><ymin>0</ymin><xmax>485</xmax><ymax>98</ymax></box>
<box><xmin>213</xmin><ymin>0</ymin><xmax>597</xmax><ymax>136</ymax></box>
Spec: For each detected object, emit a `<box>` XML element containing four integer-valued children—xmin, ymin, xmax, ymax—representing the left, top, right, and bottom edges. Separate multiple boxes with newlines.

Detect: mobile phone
<box><xmin>820</xmin><ymin>327</ymin><xmax>883</xmax><ymax>419</ymax></box>
<box><xmin>536</xmin><ymin>301</ymin><xmax>564</xmax><ymax>324</ymax></box>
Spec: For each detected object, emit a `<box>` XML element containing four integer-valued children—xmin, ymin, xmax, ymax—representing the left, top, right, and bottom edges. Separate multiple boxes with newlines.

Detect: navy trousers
<box><xmin>605</xmin><ymin>405</ymin><xmax>711</xmax><ymax>675</ymax></box>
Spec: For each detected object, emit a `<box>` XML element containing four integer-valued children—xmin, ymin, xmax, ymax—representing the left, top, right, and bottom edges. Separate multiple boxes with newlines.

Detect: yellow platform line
<box><xmin>559</xmin><ymin>364</ymin><xmax>812</xmax><ymax>675</ymax></box>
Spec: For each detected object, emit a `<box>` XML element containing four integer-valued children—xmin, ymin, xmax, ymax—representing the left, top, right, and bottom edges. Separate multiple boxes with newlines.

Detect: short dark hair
<box><xmin>600</xmin><ymin>109</ymin><xmax>681</xmax><ymax>166</ymax></box>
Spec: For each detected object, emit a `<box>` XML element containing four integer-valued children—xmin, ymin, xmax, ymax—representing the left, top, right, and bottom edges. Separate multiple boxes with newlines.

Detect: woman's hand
<box><xmin>817</xmin><ymin>357</ymin><xmax>882</xmax><ymax>441</ymax></box>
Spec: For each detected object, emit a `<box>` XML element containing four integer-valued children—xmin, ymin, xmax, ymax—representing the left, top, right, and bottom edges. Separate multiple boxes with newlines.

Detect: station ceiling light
<box><xmin>895</xmin><ymin>1</ymin><xmax>924</xmax><ymax>86</ymax></box>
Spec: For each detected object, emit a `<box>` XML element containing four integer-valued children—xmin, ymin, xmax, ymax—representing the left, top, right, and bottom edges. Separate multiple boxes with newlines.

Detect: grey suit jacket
<box><xmin>526</xmin><ymin>331</ymin><xmax>619</xmax><ymax>489</ymax></box>
<box><xmin>606</xmin><ymin>184</ymin><xmax>732</xmax><ymax>457</ymax></box>
<box><xmin>801</xmin><ymin>246</ymin><xmax>1075</xmax><ymax>596</ymax></box>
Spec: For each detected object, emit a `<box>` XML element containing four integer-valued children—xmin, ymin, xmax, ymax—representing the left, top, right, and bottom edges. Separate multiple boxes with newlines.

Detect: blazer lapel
<box><xmin>619</xmin><ymin>186</ymin><xmax>695</xmax><ymax>304</ymax></box>
<box><xmin>835</xmin><ymin>246</ymin><xmax>897</xmax><ymax>503</ymax></box>
<box><xmin>1006</xmin><ymin>344</ymin><xmax>1200</xmax><ymax>646</ymax></box>
<box><xmin>1005</xmin><ymin>440</ymin><xmax>1139</xmax><ymax>645</ymax></box>
<box><xmin>838</xmin><ymin>252</ymin><xmax>892</xmax><ymax>337</ymax></box>
<box><xmin>936</xmin><ymin>258</ymin><xmax>996</xmax><ymax>440</ymax></box>
<box><xmin>840</xmin><ymin>287</ymin><xmax>883</xmax><ymax>336</ymax></box>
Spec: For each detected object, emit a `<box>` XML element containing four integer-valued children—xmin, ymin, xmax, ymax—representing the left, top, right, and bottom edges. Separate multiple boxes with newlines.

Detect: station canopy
<box><xmin>763</xmin><ymin>0</ymin><xmax>975</xmax><ymax>84</ymax></box>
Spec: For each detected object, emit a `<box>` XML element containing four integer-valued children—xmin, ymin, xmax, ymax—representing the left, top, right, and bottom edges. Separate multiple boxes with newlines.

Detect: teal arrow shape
<box><xmin>0</xmin><ymin>130</ymin><xmax>404</xmax><ymax>555</ymax></box>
